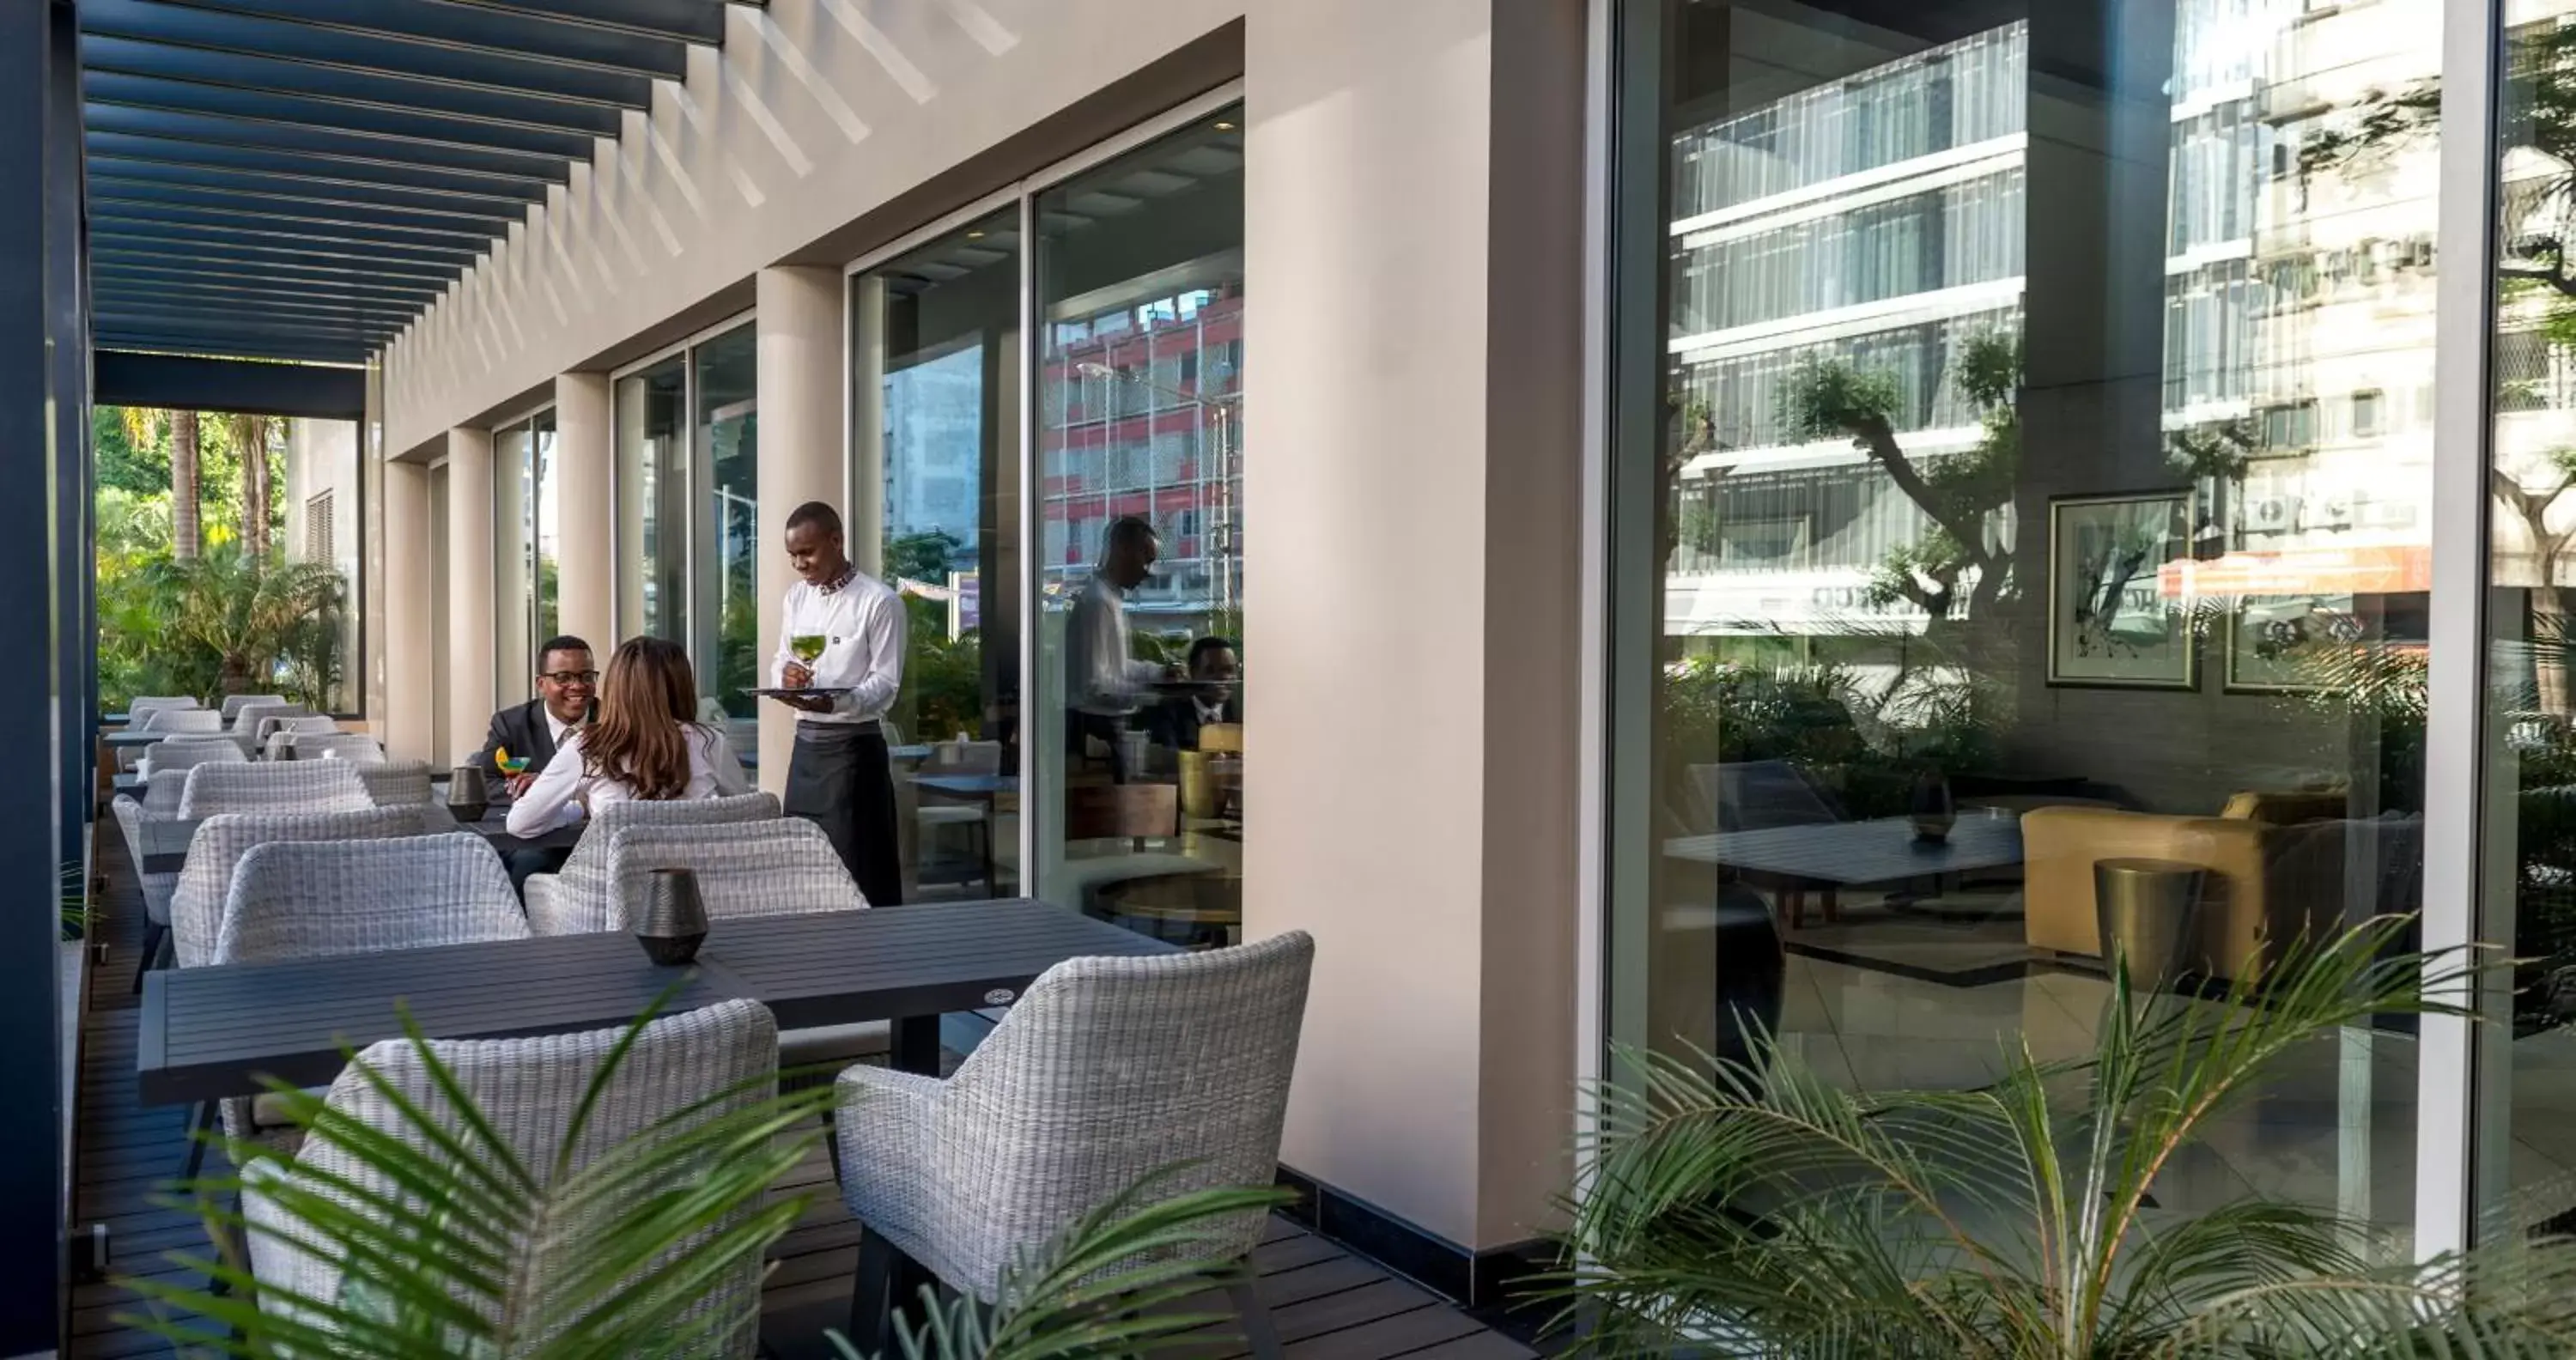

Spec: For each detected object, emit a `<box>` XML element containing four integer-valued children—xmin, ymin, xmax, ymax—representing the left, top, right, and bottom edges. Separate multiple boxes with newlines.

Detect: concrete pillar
<box><xmin>754</xmin><ymin>265</ymin><xmax>847</xmax><ymax>794</ymax></box>
<box><xmin>381</xmin><ymin>458</ymin><xmax>435</xmax><ymax>764</ymax></box>
<box><xmin>1244</xmin><ymin>0</ymin><xmax>1585</xmax><ymax>1264</ymax></box>
<box><xmin>555</xmin><ymin>372</ymin><xmax>615</xmax><ymax>651</ymax></box>
<box><xmin>445</xmin><ymin>428</ymin><xmax>497</xmax><ymax>766</ymax></box>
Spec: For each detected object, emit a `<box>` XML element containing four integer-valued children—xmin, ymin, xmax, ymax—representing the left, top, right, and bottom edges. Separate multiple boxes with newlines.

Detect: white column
<box><xmin>1245</xmin><ymin>0</ymin><xmax>1586</xmax><ymax>1256</ymax></box>
<box><xmin>380</xmin><ymin>458</ymin><xmax>434</xmax><ymax>765</ymax></box>
<box><xmin>754</xmin><ymin>265</ymin><xmax>848</xmax><ymax>795</ymax></box>
<box><xmin>555</xmin><ymin>372</ymin><xmax>615</xmax><ymax>651</ymax></box>
<box><xmin>445</xmin><ymin>428</ymin><xmax>496</xmax><ymax>767</ymax></box>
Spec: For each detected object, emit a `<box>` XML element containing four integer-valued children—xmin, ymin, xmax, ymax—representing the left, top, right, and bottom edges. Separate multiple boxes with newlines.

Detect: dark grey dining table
<box><xmin>136</xmin><ymin>805</ymin><xmax>579</xmax><ymax>875</ymax></box>
<box><xmin>1663</xmin><ymin>814</ymin><xmax>2024</xmax><ymax>929</ymax></box>
<box><xmin>138</xmin><ymin>898</ymin><xmax>1173</xmax><ymax>1104</ymax></box>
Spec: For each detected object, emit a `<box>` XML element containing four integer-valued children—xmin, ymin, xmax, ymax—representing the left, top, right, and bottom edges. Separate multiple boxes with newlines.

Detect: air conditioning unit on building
<box><xmin>2358</xmin><ymin>498</ymin><xmax>2421</xmax><ymax>531</ymax></box>
<box><xmin>2246</xmin><ymin>495</ymin><xmax>2302</xmax><ymax>533</ymax></box>
<box><xmin>2314</xmin><ymin>495</ymin><xmax>2354</xmax><ymax>531</ymax></box>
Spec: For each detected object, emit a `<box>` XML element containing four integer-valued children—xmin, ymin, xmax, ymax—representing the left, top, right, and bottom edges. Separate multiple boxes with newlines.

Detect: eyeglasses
<box><xmin>538</xmin><ymin>670</ymin><xmax>600</xmax><ymax>685</ymax></box>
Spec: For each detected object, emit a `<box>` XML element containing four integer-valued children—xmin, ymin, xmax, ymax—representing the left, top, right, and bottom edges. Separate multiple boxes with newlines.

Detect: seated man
<box><xmin>1148</xmin><ymin>635</ymin><xmax>1241</xmax><ymax>751</ymax></box>
<box><xmin>474</xmin><ymin>634</ymin><xmax>597</xmax><ymax>889</ymax></box>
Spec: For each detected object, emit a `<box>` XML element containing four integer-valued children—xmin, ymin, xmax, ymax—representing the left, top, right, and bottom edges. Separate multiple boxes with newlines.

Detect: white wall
<box><xmin>381</xmin><ymin>0</ymin><xmax>1245</xmax><ymax>457</ymax></box>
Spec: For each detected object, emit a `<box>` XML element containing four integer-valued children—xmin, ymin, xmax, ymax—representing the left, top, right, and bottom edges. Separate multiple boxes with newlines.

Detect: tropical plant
<box><xmin>1554</xmin><ymin>920</ymin><xmax>2576</xmax><ymax>1357</ymax></box>
<box><xmin>145</xmin><ymin>544</ymin><xmax>346</xmax><ymax>700</ymax></box>
<box><xmin>125</xmin><ymin>1005</ymin><xmax>1286</xmax><ymax>1360</ymax></box>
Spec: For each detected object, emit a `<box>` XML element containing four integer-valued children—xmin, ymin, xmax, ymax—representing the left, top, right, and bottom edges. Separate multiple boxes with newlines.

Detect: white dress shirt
<box><xmin>771</xmin><ymin>570</ymin><xmax>906</xmax><ymax>724</ymax></box>
<box><xmin>505</xmin><ymin>725</ymin><xmax>751</xmax><ymax>835</ymax></box>
<box><xmin>544</xmin><ymin>707</ymin><xmax>574</xmax><ymax>747</ymax></box>
<box><xmin>1066</xmin><ymin>574</ymin><xmax>1165</xmax><ymax>716</ymax></box>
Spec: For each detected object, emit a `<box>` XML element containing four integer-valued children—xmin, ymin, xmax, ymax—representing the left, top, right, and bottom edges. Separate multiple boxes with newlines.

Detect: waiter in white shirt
<box><xmin>1066</xmin><ymin>515</ymin><xmax>1174</xmax><ymax>782</ymax></box>
<box><xmin>770</xmin><ymin>501</ymin><xmax>908</xmax><ymax>906</ymax></box>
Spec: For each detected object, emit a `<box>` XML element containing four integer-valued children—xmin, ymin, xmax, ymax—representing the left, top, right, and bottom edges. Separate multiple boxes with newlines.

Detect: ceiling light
<box><xmin>1213</xmin><ymin>120</ymin><xmax>1236</xmax><ymax>131</ymax></box>
<box><xmin>966</xmin><ymin>230</ymin><xmax>986</xmax><ymax>240</ymax></box>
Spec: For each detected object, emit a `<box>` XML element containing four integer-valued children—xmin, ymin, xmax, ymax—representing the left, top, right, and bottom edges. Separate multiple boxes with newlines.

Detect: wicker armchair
<box><xmin>228</xmin><ymin>701</ymin><xmax>307</xmax><ymax>756</ymax></box>
<box><xmin>243</xmin><ymin>999</ymin><xmax>781</xmax><ymax>1359</ymax></box>
<box><xmin>279</xmin><ymin>733</ymin><xmax>386</xmax><ymax>766</ymax></box>
<box><xmin>208</xmin><ymin>834</ymin><xmax>529</xmax><ymax>1157</ymax></box>
<box><xmin>833</xmin><ymin>932</ymin><xmax>1315</xmax><ymax>1351</ymax></box>
<box><xmin>169</xmin><ymin>806</ymin><xmax>424</xmax><ymax>968</ymax></box>
<box><xmin>219</xmin><ymin>693</ymin><xmax>289</xmax><ymax>723</ymax></box>
<box><xmin>177</xmin><ymin>761</ymin><xmax>372</xmax><ymax>819</ymax></box>
<box><xmin>123</xmin><ymin>707</ymin><xmax>222</xmax><ymax>771</ymax></box>
<box><xmin>596</xmin><ymin>820</ymin><xmax>881</xmax><ymax>1070</ymax></box>
<box><xmin>522</xmin><ymin>792</ymin><xmax>781</xmax><ymax>935</ymax></box>
<box><xmin>258</xmin><ymin>715</ymin><xmax>343</xmax><ymax>758</ymax></box>
<box><xmin>109</xmin><ymin>795</ymin><xmax>179</xmax><ymax>984</ymax></box>
<box><xmin>125</xmin><ymin>695</ymin><xmax>199</xmax><ymax>719</ymax></box>
<box><xmin>139</xmin><ymin>739</ymin><xmax>247</xmax><ymax>813</ymax></box>
<box><xmin>355</xmin><ymin>760</ymin><xmax>436</xmax><ymax>809</ymax></box>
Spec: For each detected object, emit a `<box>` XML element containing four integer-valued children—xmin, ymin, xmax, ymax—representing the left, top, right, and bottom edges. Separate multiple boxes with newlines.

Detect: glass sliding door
<box><xmin>1607</xmin><ymin>0</ymin><xmax>2435</xmax><ymax>1252</ymax></box>
<box><xmin>616</xmin><ymin>354</ymin><xmax>690</xmax><ymax>645</ymax></box>
<box><xmin>1031</xmin><ymin>107</ymin><xmax>1245</xmax><ymax>934</ymax></box>
<box><xmin>2479</xmin><ymin>0</ymin><xmax>2576</xmax><ymax>1241</ymax></box>
<box><xmin>694</xmin><ymin>323</ymin><xmax>759</xmax><ymax>751</ymax></box>
<box><xmin>493</xmin><ymin>416</ymin><xmax>534</xmax><ymax>701</ymax></box>
<box><xmin>853</xmin><ymin>206</ymin><xmax>1024</xmax><ymax>900</ymax></box>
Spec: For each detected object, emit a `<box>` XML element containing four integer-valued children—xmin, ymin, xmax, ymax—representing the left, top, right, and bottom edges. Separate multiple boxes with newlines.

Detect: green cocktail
<box><xmin>790</xmin><ymin>634</ymin><xmax>828</xmax><ymax>665</ymax></box>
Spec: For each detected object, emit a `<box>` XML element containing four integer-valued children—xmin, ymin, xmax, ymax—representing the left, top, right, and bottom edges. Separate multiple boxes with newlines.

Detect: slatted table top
<box><xmin>138</xmin><ymin>899</ymin><xmax>1174</xmax><ymax>1105</ymax></box>
<box><xmin>1662</xmin><ymin>813</ymin><xmax>2024</xmax><ymax>886</ymax></box>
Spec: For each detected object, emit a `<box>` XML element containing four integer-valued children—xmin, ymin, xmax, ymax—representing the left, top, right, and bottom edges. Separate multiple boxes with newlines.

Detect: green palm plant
<box><xmin>123</xmin><ymin>1006</ymin><xmax>1285</xmax><ymax>1360</ymax></box>
<box><xmin>1556</xmin><ymin>920</ymin><xmax>2576</xmax><ymax>1357</ymax></box>
<box><xmin>144</xmin><ymin>543</ymin><xmax>345</xmax><ymax>702</ymax></box>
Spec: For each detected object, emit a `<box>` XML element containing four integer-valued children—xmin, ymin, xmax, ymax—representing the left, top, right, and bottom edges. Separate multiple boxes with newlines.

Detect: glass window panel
<box><xmin>493</xmin><ymin>418</ymin><xmax>532</xmax><ymax>701</ymax></box>
<box><xmin>853</xmin><ymin>206</ymin><xmax>1024</xmax><ymax>899</ymax></box>
<box><xmin>616</xmin><ymin>355</ymin><xmax>690</xmax><ymax>646</ymax></box>
<box><xmin>1612</xmin><ymin>0</ymin><xmax>2434</xmax><ymax>1264</ymax></box>
<box><xmin>532</xmin><ymin>407</ymin><xmax>559</xmax><ymax>652</ymax></box>
<box><xmin>2482</xmin><ymin>0</ymin><xmax>2576</xmax><ymax>1240</ymax></box>
<box><xmin>695</xmin><ymin>324</ymin><xmax>759</xmax><ymax>750</ymax></box>
<box><xmin>1033</xmin><ymin>106</ymin><xmax>1244</xmax><ymax>927</ymax></box>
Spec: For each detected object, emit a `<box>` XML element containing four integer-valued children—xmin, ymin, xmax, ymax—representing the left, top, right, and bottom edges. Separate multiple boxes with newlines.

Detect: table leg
<box><xmin>893</xmin><ymin>1015</ymin><xmax>941</xmax><ymax>1076</ymax></box>
<box><xmin>1820</xmin><ymin>887</ymin><xmax>1839</xmax><ymax>923</ymax></box>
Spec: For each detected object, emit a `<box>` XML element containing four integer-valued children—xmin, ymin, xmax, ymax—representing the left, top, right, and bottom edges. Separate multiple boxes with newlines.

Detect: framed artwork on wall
<box><xmin>2225</xmin><ymin>594</ymin><xmax>2360</xmax><ymax>694</ymax></box>
<box><xmin>2047</xmin><ymin>490</ymin><xmax>2196</xmax><ymax>689</ymax></box>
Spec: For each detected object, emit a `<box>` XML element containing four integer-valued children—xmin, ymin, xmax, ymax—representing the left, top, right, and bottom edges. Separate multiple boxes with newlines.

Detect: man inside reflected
<box><xmin>1066</xmin><ymin>515</ymin><xmax>1172</xmax><ymax>782</ymax></box>
<box><xmin>1149</xmin><ymin>636</ymin><xmax>1240</xmax><ymax>752</ymax></box>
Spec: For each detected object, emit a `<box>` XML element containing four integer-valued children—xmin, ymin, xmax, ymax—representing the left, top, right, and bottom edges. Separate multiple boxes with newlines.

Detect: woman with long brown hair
<box><xmin>507</xmin><ymin>636</ymin><xmax>749</xmax><ymax>835</ymax></box>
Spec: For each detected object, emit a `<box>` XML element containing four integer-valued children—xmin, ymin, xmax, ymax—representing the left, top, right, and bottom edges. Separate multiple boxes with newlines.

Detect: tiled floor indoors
<box><xmin>65</xmin><ymin>830</ymin><xmax>1540</xmax><ymax>1359</ymax></box>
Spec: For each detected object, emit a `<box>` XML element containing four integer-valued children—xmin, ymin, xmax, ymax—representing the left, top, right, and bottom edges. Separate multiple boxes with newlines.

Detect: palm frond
<box><xmin>118</xmin><ymin>1003</ymin><xmax>833</xmax><ymax>1359</ymax></box>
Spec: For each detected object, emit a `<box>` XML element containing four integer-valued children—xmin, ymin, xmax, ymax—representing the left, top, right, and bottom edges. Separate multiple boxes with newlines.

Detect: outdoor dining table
<box><xmin>137</xmin><ymin>898</ymin><xmax>1173</xmax><ymax>1103</ymax></box>
<box><xmin>136</xmin><ymin>805</ymin><xmax>581</xmax><ymax>875</ymax></box>
<box><xmin>106</xmin><ymin>730</ymin><xmax>177</xmax><ymax>750</ymax></box>
<box><xmin>1662</xmin><ymin>813</ymin><xmax>2024</xmax><ymax>930</ymax></box>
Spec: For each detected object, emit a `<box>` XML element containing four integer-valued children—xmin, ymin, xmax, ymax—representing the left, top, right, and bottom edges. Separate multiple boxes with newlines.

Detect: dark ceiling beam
<box><xmin>94</xmin><ymin>257</ymin><xmax>448</xmax><ymax>303</ymax></box>
<box><xmin>82</xmin><ymin>33</ymin><xmax>623</xmax><ymax>137</ymax></box>
<box><xmin>90</xmin><ymin>271</ymin><xmax>439</xmax><ymax>313</ymax></box>
<box><xmin>91</xmin><ymin>198</ymin><xmax>496</xmax><ymax>255</ymax></box>
<box><xmin>87</xmin><ymin>129</ymin><xmax>555</xmax><ymax>203</ymax></box>
<box><xmin>85</xmin><ymin>101</ymin><xmax>575</xmax><ymax>185</ymax></box>
<box><xmin>82</xmin><ymin>0</ymin><xmax>653</xmax><ymax>108</ymax></box>
<box><xmin>427</xmin><ymin>0</ymin><xmax>727</xmax><ymax>45</ymax></box>
<box><xmin>94</xmin><ymin>350</ymin><xmax>368</xmax><ymax>419</ymax></box>
<box><xmin>90</xmin><ymin>169</ymin><xmax>521</xmax><ymax>235</ymax></box>
<box><xmin>95</xmin><ymin>314</ymin><xmax>404</xmax><ymax>349</ymax></box>
<box><xmin>84</xmin><ymin>70</ymin><xmax>600</xmax><ymax>161</ymax></box>
<box><xmin>150</xmin><ymin>0</ymin><xmax>693</xmax><ymax>79</ymax></box>
<box><xmin>94</xmin><ymin>286</ymin><xmax>421</xmax><ymax>329</ymax></box>
<box><xmin>93</xmin><ymin>218</ymin><xmax>482</xmax><ymax>270</ymax></box>
<box><xmin>94</xmin><ymin>240</ymin><xmax>458</xmax><ymax>285</ymax></box>
<box><xmin>95</xmin><ymin>334</ymin><xmax>374</xmax><ymax>364</ymax></box>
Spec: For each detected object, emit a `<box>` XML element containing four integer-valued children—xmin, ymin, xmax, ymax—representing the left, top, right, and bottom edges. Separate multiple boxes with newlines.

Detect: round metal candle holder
<box><xmin>445</xmin><ymin>765</ymin><xmax>490</xmax><ymax>825</ymax></box>
<box><xmin>635</xmin><ymin>867</ymin><xmax>709</xmax><ymax>966</ymax></box>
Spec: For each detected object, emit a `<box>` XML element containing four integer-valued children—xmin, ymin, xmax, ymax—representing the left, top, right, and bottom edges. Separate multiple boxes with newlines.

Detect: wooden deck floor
<box><xmin>67</xmin><ymin>828</ymin><xmax>1537</xmax><ymax>1360</ymax></box>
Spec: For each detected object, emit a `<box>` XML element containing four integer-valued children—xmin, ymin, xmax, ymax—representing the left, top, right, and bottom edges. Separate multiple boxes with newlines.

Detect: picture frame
<box><xmin>2047</xmin><ymin>490</ymin><xmax>2197</xmax><ymax>689</ymax></box>
<box><xmin>2224</xmin><ymin>594</ymin><xmax>2358</xmax><ymax>695</ymax></box>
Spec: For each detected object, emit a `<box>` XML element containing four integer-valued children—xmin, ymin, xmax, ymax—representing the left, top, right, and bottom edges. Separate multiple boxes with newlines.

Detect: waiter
<box><xmin>771</xmin><ymin>501</ymin><xmax>908</xmax><ymax>906</ymax></box>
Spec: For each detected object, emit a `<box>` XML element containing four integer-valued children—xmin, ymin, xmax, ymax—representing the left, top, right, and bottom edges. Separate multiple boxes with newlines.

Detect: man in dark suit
<box><xmin>474</xmin><ymin>635</ymin><xmax>596</xmax><ymax>891</ymax></box>
<box><xmin>1146</xmin><ymin>636</ymin><xmax>1240</xmax><ymax>752</ymax></box>
<box><xmin>473</xmin><ymin>634</ymin><xmax>597</xmax><ymax>794</ymax></box>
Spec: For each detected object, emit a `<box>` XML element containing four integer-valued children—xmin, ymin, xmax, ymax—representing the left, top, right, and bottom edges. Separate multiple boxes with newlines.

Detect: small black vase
<box><xmin>635</xmin><ymin>867</ymin><xmax>709</xmax><ymax>965</ymax></box>
<box><xmin>446</xmin><ymin>765</ymin><xmax>489</xmax><ymax>826</ymax></box>
<box><xmin>1909</xmin><ymin>771</ymin><xmax>1955</xmax><ymax>843</ymax></box>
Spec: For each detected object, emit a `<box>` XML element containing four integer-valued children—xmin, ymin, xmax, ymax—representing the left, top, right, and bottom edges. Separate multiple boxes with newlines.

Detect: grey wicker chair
<box><xmin>108</xmin><ymin>794</ymin><xmax>179</xmax><ymax>987</ymax></box>
<box><xmin>279</xmin><ymin>732</ymin><xmax>386</xmax><ymax>765</ymax></box>
<box><xmin>139</xmin><ymin>739</ymin><xmax>248</xmax><ymax>813</ymax></box>
<box><xmin>228</xmin><ymin>701</ymin><xmax>307</xmax><ymax>756</ymax></box>
<box><xmin>124</xmin><ymin>707</ymin><xmax>222</xmax><ymax>771</ymax></box>
<box><xmin>598</xmin><ymin>821</ymin><xmax>884</xmax><ymax>1070</ymax></box>
<box><xmin>523</xmin><ymin>792</ymin><xmax>781</xmax><ymax>935</ymax></box>
<box><xmin>219</xmin><ymin>693</ymin><xmax>289</xmax><ymax>723</ymax></box>
<box><xmin>177</xmin><ymin>761</ymin><xmax>372</xmax><ymax>820</ymax></box>
<box><xmin>258</xmin><ymin>715</ymin><xmax>343</xmax><ymax>757</ymax></box>
<box><xmin>833</xmin><ymin>931</ymin><xmax>1315</xmax><ymax>1354</ymax></box>
<box><xmin>242</xmin><ymin>999</ymin><xmax>781</xmax><ymax>1359</ymax></box>
<box><xmin>355</xmin><ymin>759</ymin><xmax>437</xmax><ymax>810</ymax></box>
<box><xmin>169</xmin><ymin>805</ymin><xmax>425</xmax><ymax>968</ymax></box>
<box><xmin>125</xmin><ymin>695</ymin><xmax>198</xmax><ymax>719</ymax></box>
<box><xmin>208</xmin><ymin>834</ymin><xmax>530</xmax><ymax>1157</ymax></box>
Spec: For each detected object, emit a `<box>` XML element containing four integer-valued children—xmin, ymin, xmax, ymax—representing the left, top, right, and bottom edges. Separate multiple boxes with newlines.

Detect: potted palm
<box><xmin>1556</xmin><ymin>920</ymin><xmax>2576</xmax><ymax>1356</ymax></box>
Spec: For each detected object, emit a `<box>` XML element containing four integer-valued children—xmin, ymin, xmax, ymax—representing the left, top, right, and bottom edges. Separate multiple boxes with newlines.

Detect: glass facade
<box><xmin>1032</xmin><ymin>110</ymin><xmax>1245</xmax><ymax>933</ymax></box>
<box><xmin>614</xmin><ymin>353</ymin><xmax>690</xmax><ymax>647</ymax></box>
<box><xmin>1612</xmin><ymin>0</ymin><xmax>2441</xmax><ymax>1249</ymax></box>
<box><xmin>493</xmin><ymin>415</ymin><xmax>534</xmax><ymax>699</ymax></box>
<box><xmin>852</xmin><ymin>206</ymin><xmax>1024</xmax><ymax>900</ymax></box>
<box><xmin>694</xmin><ymin>323</ymin><xmax>761</xmax><ymax>747</ymax></box>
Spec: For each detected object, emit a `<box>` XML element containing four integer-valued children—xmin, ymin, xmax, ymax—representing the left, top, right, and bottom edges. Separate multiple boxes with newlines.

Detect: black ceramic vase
<box><xmin>446</xmin><ymin>765</ymin><xmax>490</xmax><ymax>825</ymax></box>
<box><xmin>1909</xmin><ymin>770</ymin><xmax>1955</xmax><ymax>843</ymax></box>
<box><xmin>636</xmin><ymin>867</ymin><xmax>709</xmax><ymax>966</ymax></box>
